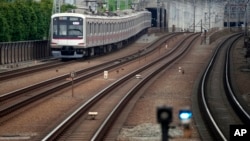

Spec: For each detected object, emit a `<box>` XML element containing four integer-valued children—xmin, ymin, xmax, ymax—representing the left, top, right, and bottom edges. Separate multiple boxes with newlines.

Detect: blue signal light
<box><xmin>179</xmin><ymin>110</ymin><xmax>192</xmax><ymax>120</ymax></box>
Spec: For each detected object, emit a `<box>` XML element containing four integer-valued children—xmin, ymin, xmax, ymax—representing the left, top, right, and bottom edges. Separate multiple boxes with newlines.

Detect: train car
<box><xmin>224</xmin><ymin>2</ymin><xmax>246</xmax><ymax>27</ymax></box>
<box><xmin>50</xmin><ymin>10</ymin><xmax>151</xmax><ymax>58</ymax></box>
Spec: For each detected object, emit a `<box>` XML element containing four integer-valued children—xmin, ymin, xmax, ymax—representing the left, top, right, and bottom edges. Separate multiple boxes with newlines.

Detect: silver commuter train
<box><xmin>51</xmin><ymin>10</ymin><xmax>151</xmax><ymax>58</ymax></box>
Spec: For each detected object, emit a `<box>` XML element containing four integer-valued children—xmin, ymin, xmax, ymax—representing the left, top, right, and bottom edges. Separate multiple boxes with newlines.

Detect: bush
<box><xmin>0</xmin><ymin>0</ymin><xmax>52</xmax><ymax>42</ymax></box>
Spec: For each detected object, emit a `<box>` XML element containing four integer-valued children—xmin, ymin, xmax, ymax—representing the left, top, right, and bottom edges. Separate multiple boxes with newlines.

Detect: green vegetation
<box><xmin>0</xmin><ymin>0</ymin><xmax>52</xmax><ymax>42</ymax></box>
<box><xmin>0</xmin><ymin>0</ymin><xmax>135</xmax><ymax>42</ymax></box>
<box><xmin>108</xmin><ymin>0</ymin><xmax>133</xmax><ymax>11</ymax></box>
<box><xmin>61</xmin><ymin>4</ymin><xmax>77</xmax><ymax>12</ymax></box>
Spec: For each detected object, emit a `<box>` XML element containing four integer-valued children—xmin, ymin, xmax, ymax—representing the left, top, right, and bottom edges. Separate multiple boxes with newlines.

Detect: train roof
<box><xmin>51</xmin><ymin>10</ymin><xmax>150</xmax><ymax>20</ymax></box>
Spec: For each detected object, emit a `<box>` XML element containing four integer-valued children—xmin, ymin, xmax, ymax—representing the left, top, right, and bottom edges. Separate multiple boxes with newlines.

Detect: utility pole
<box><xmin>245</xmin><ymin>0</ymin><xmax>249</xmax><ymax>36</ymax></box>
<box><xmin>161</xmin><ymin>2</ymin><xmax>165</xmax><ymax>31</ymax></box>
<box><xmin>209</xmin><ymin>0</ymin><xmax>211</xmax><ymax>30</ymax></box>
<box><xmin>125</xmin><ymin>0</ymin><xmax>128</xmax><ymax>9</ymax></box>
<box><xmin>117</xmin><ymin>0</ymin><xmax>120</xmax><ymax>10</ymax></box>
<box><xmin>53</xmin><ymin>0</ymin><xmax>61</xmax><ymax>13</ymax></box>
<box><xmin>193</xmin><ymin>0</ymin><xmax>196</xmax><ymax>32</ymax></box>
<box><xmin>157</xmin><ymin>0</ymin><xmax>161</xmax><ymax>28</ymax></box>
<box><xmin>105</xmin><ymin>0</ymin><xmax>109</xmax><ymax>11</ymax></box>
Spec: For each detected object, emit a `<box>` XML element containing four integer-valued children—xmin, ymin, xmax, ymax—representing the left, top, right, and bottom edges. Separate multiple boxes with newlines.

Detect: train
<box><xmin>50</xmin><ymin>10</ymin><xmax>151</xmax><ymax>58</ymax></box>
<box><xmin>224</xmin><ymin>2</ymin><xmax>246</xmax><ymax>27</ymax></box>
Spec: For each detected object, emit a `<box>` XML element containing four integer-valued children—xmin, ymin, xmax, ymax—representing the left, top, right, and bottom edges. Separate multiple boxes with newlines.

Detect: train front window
<box><xmin>53</xmin><ymin>16</ymin><xmax>83</xmax><ymax>39</ymax></box>
<box><xmin>59</xmin><ymin>25</ymin><xmax>67</xmax><ymax>35</ymax></box>
<box><xmin>68</xmin><ymin>25</ymin><xmax>82</xmax><ymax>36</ymax></box>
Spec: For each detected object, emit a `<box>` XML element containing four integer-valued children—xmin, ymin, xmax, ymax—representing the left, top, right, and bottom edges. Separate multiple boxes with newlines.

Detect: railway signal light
<box><xmin>179</xmin><ymin>109</ymin><xmax>192</xmax><ymax>124</ymax></box>
<box><xmin>179</xmin><ymin>108</ymin><xmax>193</xmax><ymax>138</ymax></box>
<box><xmin>157</xmin><ymin>106</ymin><xmax>172</xmax><ymax>124</ymax></box>
<box><xmin>157</xmin><ymin>106</ymin><xmax>173</xmax><ymax>141</ymax></box>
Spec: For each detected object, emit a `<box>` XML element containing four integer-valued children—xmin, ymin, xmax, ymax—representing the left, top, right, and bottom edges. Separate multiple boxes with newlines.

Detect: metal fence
<box><xmin>0</xmin><ymin>40</ymin><xmax>51</xmax><ymax>65</ymax></box>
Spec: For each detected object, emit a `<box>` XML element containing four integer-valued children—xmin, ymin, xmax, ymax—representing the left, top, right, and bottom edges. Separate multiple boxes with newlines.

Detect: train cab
<box><xmin>51</xmin><ymin>13</ymin><xmax>86</xmax><ymax>58</ymax></box>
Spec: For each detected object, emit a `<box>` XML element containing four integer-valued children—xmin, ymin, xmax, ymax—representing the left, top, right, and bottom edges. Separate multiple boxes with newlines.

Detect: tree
<box><xmin>61</xmin><ymin>4</ymin><xmax>77</xmax><ymax>12</ymax></box>
<box><xmin>0</xmin><ymin>2</ymin><xmax>13</xmax><ymax>41</ymax></box>
<box><xmin>11</xmin><ymin>0</ymin><xmax>39</xmax><ymax>40</ymax></box>
<box><xmin>0</xmin><ymin>0</ymin><xmax>53</xmax><ymax>42</ymax></box>
<box><xmin>9</xmin><ymin>3</ymin><xmax>24</xmax><ymax>41</ymax></box>
<box><xmin>31</xmin><ymin>1</ymin><xmax>46</xmax><ymax>40</ymax></box>
<box><xmin>0</xmin><ymin>12</ymin><xmax>10</xmax><ymax>42</ymax></box>
<box><xmin>40</xmin><ymin>0</ymin><xmax>53</xmax><ymax>39</ymax></box>
<box><xmin>28</xmin><ymin>7</ymin><xmax>38</xmax><ymax>40</ymax></box>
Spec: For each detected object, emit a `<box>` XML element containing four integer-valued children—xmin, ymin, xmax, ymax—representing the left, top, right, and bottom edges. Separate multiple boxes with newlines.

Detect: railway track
<box><xmin>0</xmin><ymin>59</ymin><xmax>69</xmax><ymax>81</ymax></box>
<box><xmin>198</xmin><ymin>33</ymin><xmax>250</xmax><ymax>140</ymax></box>
<box><xmin>40</xmin><ymin>33</ymin><xmax>200</xmax><ymax>141</ymax></box>
<box><xmin>0</xmin><ymin>33</ymin><xmax>182</xmax><ymax>119</ymax></box>
<box><xmin>0</xmin><ymin>32</ymin><xmax>179</xmax><ymax>82</ymax></box>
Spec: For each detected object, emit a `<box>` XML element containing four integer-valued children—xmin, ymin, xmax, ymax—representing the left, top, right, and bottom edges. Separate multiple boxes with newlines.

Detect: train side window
<box><xmin>109</xmin><ymin>23</ymin><xmax>111</xmax><ymax>33</ymax></box>
<box><xmin>106</xmin><ymin>23</ymin><xmax>108</xmax><ymax>33</ymax></box>
<box><xmin>98</xmin><ymin>23</ymin><xmax>101</xmax><ymax>35</ymax></box>
<box><xmin>100</xmin><ymin>23</ymin><xmax>102</xmax><ymax>34</ymax></box>
<box><xmin>91</xmin><ymin>22</ymin><xmax>94</xmax><ymax>35</ymax></box>
<box><xmin>116</xmin><ymin>22</ymin><xmax>118</xmax><ymax>32</ymax></box>
<box><xmin>100</xmin><ymin>22</ymin><xmax>103</xmax><ymax>33</ymax></box>
<box><xmin>93</xmin><ymin>22</ymin><xmax>95</xmax><ymax>35</ymax></box>
<box><xmin>112</xmin><ymin>22</ymin><xmax>114</xmax><ymax>33</ymax></box>
<box><xmin>99</xmin><ymin>22</ymin><xmax>101</xmax><ymax>34</ymax></box>
<box><xmin>106</xmin><ymin>23</ymin><xmax>109</xmax><ymax>33</ymax></box>
<box><xmin>94</xmin><ymin>23</ymin><xmax>97</xmax><ymax>35</ymax></box>
<box><xmin>88</xmin><ymin>22</ymin><xmax>90</xmax><ymax>35</ymax></box>
<box><xmin>95</xmin><ymin>23</ymin><xmax>98</xmax><ymax>35</ymax></box>
<box><xmin>92</xmin><ymin>23</ymin><xmax>95</xmax><ymax>35</ymax></box>
<box><xmin>118</xmin><ymin>22</ymin><xmax>119</xmax><ymax>32</ymax></box>
<box><xmin>104</xmin><ymin>22</ymin><xmax>107</xmax><ymax>33</ymax></box>
<box><xmin>91</xmin><ymin>22</ymin><xmax>93</xmax><ymax>35</ymax></box>
<box><xmin>118</xmin><ymin>22</ymin><xmax>120</xmax><ymax>31</ymax></box>
<box><xmin>120</xmin><ymin>22</ymin><xmax>122</xmax><ymax>30</ymax></box>
<box><xmin>96</xmin><ymin>23</ymin><xmax>98</xmax><ymax>34</ymax></box>
<box><xmin>87</xmin><ymin>22</ymin><xmax>89</xmax><ymax>35</ymax></box>
<box><xmin>111</xmin><ymin>23</ymin><xmax>113</xmax><ymax>33</ymax></box>
<box><xmin>131</xmin><ymin>20</ymin><xmax>132</xmax><ymax>29</ymax></box>
<box><xmin>102</xmin><ymin>22</ymin><xmax>104</xmax><ymax>34</ymax></box>
<box><xmin>97</xmin><ymin>23</ymin><xmax>99</xmax><ymax>34</ymax></box>
<box><xmin>93</xmin><ymin>23</ymin><xmax>94</xmax><ymax>35</ymax></box>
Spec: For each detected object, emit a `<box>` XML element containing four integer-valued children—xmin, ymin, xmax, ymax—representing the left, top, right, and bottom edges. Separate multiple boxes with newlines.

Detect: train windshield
<box><xmin>53</xmin><ymin>16</ymin><xmax>83</xmax><ymax>39</ymax></box>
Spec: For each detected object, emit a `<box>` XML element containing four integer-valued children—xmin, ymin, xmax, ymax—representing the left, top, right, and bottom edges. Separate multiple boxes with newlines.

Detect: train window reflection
<box><xmin>59</xmin><ymin>25</ymin><xmax>67</xmax><ymax>35</ymax></box>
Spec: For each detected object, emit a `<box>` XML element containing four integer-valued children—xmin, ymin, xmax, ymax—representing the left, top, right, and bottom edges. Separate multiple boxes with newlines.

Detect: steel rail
<box><xmin>0</xmin><ymin>33</ymin><xmax>177</xmax><ymax>102</ymax></box>
<box><xmin>0</xmin><ymin>33</ymin><xmax>180</xmax><ymax>118</ymax></box>
<box><xmin>0</xmin><ymin>32</ymin><xmax>179</xmax><ymax>81</ymax></box>
<box><xmin>0</xmin><ymin>59</ymin><xmax>65</xmax><ymax>81</ymax></box>
<box><xmin>198</xmin><ymin>33</ymin><xmax>242</xmax><ymax>141</ymax></box>
<box><xmin>41</xmin><ymin>33</ymin><xmax>199</xmax><ymax>141</ymax></box>
<box><xmin>0</xmin><ymin>33</ymin><xmax>174</xmax><ymax>81</ymax></box>
<box><xmin>91</xmin><ymin>34</ymin><xmax>199</xmax><ymax>141</ymax></box>
<box><xmin>225</xmin><ymin>35</ymin><xmax>250</xmax><ymax>124</ymax></box>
